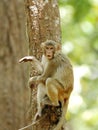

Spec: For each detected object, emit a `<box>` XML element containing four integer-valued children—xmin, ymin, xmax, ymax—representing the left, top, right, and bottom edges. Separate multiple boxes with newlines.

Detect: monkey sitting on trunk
<box><xmin>19</xmin><ymin>40</ymin><xmax>74</xmax><ymax>130</ymax></box>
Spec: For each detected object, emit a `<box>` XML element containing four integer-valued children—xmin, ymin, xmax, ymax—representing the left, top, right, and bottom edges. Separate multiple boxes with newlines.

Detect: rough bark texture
<box><xmin>0</xmin><ymin>0</ymin><xmax>29</xmax><ymax>130</ymax></box>
<box><xmin>25</xmin><ymin>0</ymin><xmax>62</xmax><ymax>130</ymax></box>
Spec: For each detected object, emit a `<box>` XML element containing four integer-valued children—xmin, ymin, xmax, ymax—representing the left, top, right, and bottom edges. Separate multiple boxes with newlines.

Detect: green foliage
<box><xmin>59</xmin><ymin>0</ymin><xmax>91</xmax><ymax>22</ymax></box>
<box><xmin>68</xmin><ymin>0</ymin><xmax>91</xmax><ymax>22</ymax></box>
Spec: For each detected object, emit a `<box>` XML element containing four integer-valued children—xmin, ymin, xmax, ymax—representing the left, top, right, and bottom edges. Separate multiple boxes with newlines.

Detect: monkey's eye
<box><xmin>50</xmin><ymin>47</ymin><xmax>54</xmax><ymax>50</ymax></box>
<box><xmin>45</xmin><ymin>46</ymin><xmax>54</xmax><ymax>50</ymax></box>
<box><xmin>46</xmin><ymin>46</ymin><xmax>49</xmax><ymax>49</ymax></box>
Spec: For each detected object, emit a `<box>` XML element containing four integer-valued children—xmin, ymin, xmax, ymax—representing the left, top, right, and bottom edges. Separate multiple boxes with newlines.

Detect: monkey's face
<box><xmin>45</xmin><ymin>45</ymin><xmax>55</xmax><ymax>60</ymax></box>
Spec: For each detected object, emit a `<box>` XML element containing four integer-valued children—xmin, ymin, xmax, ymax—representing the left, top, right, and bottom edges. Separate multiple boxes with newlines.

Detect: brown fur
<box><xmin>30</xmin><ymin>40</ymin><xmax>74</xmax><ymax>129</ymax></box>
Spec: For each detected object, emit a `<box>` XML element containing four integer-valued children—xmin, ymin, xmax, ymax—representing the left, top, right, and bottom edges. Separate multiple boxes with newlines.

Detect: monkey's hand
<box><xmin>19</xmin><ymin>56</ymin><xmax>36</xmax><ymax>63</ymax></box>
<box><xmin>36</xmin><ymin>76</ymin><xmax>46</xmax><ymax>84</ymax></box>
<box><xmin>29</xmin><ymin>76</ymin><xmax>37</xmax><ymax>86</ymax></box>
<box><xmin>19</xmin><ymin>56</ymin><xmax>43</xmax><ymax>74</ymax></box>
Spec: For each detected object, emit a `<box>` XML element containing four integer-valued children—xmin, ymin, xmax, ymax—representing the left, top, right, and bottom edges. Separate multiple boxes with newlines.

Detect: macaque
<box><xmin>19</xmin><ymin>40</ymin><xmax>74</xmax><ymax>130</ymax></box>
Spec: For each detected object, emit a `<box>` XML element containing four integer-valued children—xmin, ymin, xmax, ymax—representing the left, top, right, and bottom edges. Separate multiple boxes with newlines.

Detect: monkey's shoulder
<box><xmin>54</xmin><ymin>53</ymin><xmax>72</xmax><ymax>65</ymax></box>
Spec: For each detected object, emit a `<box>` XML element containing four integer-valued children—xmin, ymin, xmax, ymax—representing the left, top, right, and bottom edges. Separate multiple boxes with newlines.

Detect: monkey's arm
<box><xmin>19</xmin><ymin>56</ymin><xmax>43</xmax><ymax>74</ymax></box>
<box><xmin>37</xmin><ymin>61</ymin><xmax>57</xmax><ymax>83</ymax></box>
<box><xmin>19</xmin><ymin>56</ymin><xmax>36</xmax><ymax>63</ymax></box>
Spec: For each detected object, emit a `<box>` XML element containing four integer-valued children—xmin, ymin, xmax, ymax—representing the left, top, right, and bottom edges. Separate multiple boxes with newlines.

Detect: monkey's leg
<box><xmin>46</xmin><ymin>78</ymin><xmax>60</xmax><ymax>106</ymax></box>
<box><xmin>36</xmin><ymin>83</ymin><xmax>46</xmax><ymax>116</ymax></box>
<box><xmin>53</xmin><ymin>100</ymin><xmax>69</xmax><ymax>130</ymax></box>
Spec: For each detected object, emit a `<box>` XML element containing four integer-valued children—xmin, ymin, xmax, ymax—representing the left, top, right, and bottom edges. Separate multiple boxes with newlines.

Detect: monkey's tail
<box><xmin>53</xmin><ymin>100</ymin><xmax>69</xmax><ymax>130</ymax></box>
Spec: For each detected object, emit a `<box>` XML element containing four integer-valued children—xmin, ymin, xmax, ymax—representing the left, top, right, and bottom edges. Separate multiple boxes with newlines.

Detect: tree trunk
<box><xmin>0</xmin><ymin>0</ymin><xmax>29</xmax><ymax>130</ymax></box>
<box><xmin>25</xmin><ymin>0</ymin><xmax>62</xmax><ymax>129</ymax></box>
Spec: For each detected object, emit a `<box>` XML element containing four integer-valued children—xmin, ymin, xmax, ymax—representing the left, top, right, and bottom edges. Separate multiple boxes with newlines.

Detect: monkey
<box><xmin>19</xmin><ymin>40</ymin><xmax>74</xmax><ymax>130</ymax></box>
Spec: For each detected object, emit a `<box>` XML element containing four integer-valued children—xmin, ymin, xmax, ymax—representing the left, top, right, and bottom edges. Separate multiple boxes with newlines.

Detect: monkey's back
<box><xmin>53</xmin><ymin>53</ymin><xmax>74</xmax><ymax>89</ymax></box>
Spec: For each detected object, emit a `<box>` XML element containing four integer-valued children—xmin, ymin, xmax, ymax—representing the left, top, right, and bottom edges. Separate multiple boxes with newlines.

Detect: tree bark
<box><xmin>0</xmin><ymin>0</ymin><xmax>29</xmax><ymax>130</ymax></box>
<box><xmin>25</xmin><ymin>0</ymin><xmax>62</xmax><ymax>129</ymax></box>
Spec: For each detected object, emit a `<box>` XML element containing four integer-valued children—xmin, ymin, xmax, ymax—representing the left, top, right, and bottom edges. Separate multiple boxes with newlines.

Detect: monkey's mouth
<box><xmin>47</xmin><ymin>55</ymin><xmax>51</xmax><ymax>57</ymax></box>
<box><xmin>47</xmin><ymin>55</ymin><xmax>52</xmax><ymax>59</ymax></box>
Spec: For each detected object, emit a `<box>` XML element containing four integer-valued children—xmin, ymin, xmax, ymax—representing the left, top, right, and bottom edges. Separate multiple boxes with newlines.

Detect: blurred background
<box><xmin>0</xmin><ymin>0</ymin><xmax>98</xmax><ymax>130</ymax></box>
<box><xmin>59</xmin><ymin>0</ymin><xmax>98</xmax><ymax>130</ymax></box>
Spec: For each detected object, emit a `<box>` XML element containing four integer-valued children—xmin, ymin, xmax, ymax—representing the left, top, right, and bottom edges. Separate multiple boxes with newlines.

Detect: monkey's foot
<box><xmin>33</xmin><ymin>112</ymin><xmax>41</xmax><ymax>122</ymax></box>
<box><xmin>42</xmin><ymin>96</ymin><xmax>52</xmax><ymax>106</ymax></box>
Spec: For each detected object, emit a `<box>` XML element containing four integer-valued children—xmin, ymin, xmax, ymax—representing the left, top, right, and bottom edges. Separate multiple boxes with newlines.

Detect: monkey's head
<box><xmin>41</xmin><ymin>40</ymin><xmax>61</xmax><ymax>60</ymax></box>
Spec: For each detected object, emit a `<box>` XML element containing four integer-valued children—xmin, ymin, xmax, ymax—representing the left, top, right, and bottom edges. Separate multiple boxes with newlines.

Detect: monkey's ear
<box><xmin>56</xmin><ymin>43</ymin><xmax>61</xmax><ymax>51</ymax></box>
